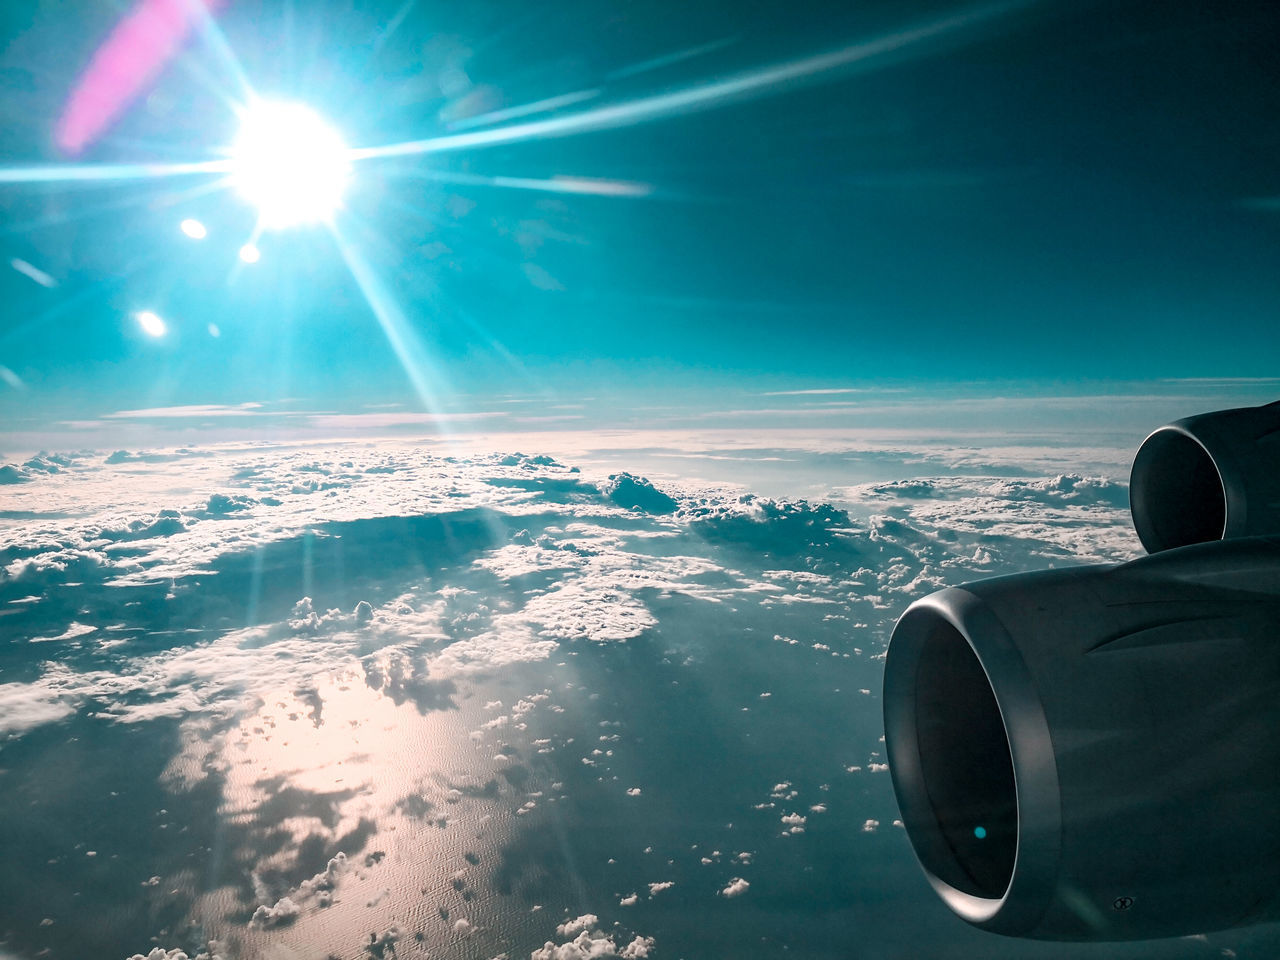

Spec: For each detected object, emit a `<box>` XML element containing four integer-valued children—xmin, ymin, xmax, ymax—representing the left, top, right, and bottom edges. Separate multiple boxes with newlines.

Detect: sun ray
<box><xmin>327</xmin><ymin>218</ymin><xmax>455</xmax><ymax>421</ymax></box>
<box><xmin>371</xmin><ymin>0</ymin><xmax>419</xmax><ymax>56</ymax></box>
<box><xmin>350</xmin><ymin>3</ymin><xmax>1021</xmax><ymax>162</ymax></box>
<box><xmin>181</xmin><ymin>0</ymin><xmax>256</xmax><ymax>104</ymax></box>
<box><xmin>144</xmin><ymin>0</ymin><xmax>257</xmax><ymax>118</ymax></box>
<box><xmin>0</xmin><ymin>159</ymin><xmax>232</xmax><ymax>185</ymax></box>
<box><xmin>445</xmin><ymin>88</ymin><xmax>602</xmax><ymax>132</ymax></box>
<box><xmin>0</xmin><ymin>174</ymin><xmax>232</xmax><ymax>237</ymax></box>
<box><xmin>385</xmin><ymin>168</ymin><xmax>652</xmax><ymax>198</ymax></box>
<box><xmin>604</xmin><ymin>36</ymin><xmax>738</xmax><ymax>82</ymax></box>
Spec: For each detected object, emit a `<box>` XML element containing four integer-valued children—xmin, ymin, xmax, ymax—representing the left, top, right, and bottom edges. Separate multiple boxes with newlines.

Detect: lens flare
<box><xmin>180</xmin><ymin>218</ymin><xmax>207</xmax><ymax>239</ymax></box>
<box><xmin>229</xmin><ymin>100</ymin><xmax>351</xmax><ymax>229</ymax></box>
<box><xmin>136</xmin><ymin>310</ymin><xmax>166</xmax><ymax>336</ymax></box>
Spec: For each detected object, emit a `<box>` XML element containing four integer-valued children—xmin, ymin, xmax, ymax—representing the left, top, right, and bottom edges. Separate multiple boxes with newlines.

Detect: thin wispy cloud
<box><xmin>9</xmin><ymin>257</ymin><xmax>57</xmax><ymax>288</ymax></box>
<box><xmin>304</xmin><ymin>411</ymin><xmax>508</xmax><ymax>429</ymax></box>
<box><xmin>104</xmin><ymin>403</ymin><xmax>265</xmax><ymax>419</ymax></box>
<box><xmin>760</xmin><ymin>388</ymin><xmax>897</xmax><ymax>396</ymax></box>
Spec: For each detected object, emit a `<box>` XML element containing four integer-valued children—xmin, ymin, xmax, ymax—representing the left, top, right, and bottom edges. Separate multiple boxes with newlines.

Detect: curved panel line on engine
<box><xmin>1085</xmin><ymin>614</ymin><xmax>1244</xmax><ymax>654</ymax></box>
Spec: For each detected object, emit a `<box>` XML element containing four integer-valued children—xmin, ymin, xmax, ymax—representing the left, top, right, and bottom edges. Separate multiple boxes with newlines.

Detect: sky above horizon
<box><xmin>1</xmin><ymin>0</ymin><xmax>1279</xmax><ymax>437</ymax></box>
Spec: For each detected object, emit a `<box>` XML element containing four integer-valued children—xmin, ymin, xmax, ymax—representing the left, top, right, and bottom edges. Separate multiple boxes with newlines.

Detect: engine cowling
<box><xmin>882</xmin><ymin>536</ymin><xmax>1280</xmax><ymax>940</ymax></box>
<box><xmin>1130</xmin><ymin>401</ymin><xmax>1280</xmax><ymax>553</ymax></box>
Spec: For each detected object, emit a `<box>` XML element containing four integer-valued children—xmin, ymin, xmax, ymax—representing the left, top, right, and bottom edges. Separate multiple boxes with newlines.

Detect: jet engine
<box><xmin>882</xmin><ymin>404</ymin><xmax>1280</xmax><ymax>941</ymax></box>
<box><xmin>1130</xmin><ymin>400</ymin><xmax>1280</xmax><ymax>553</ymax></box>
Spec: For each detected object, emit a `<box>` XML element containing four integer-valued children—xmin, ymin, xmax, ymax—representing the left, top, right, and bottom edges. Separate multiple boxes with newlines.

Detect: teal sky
<box><xmin>1</xmin><ymin>0</ymin><xmax>1279</xmax><ymax>437</ymax></box>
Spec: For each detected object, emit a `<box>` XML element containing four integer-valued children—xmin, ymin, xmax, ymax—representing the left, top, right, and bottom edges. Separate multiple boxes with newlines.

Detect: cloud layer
<box><xmin>0</xmin><ymin>439</ymin><xmax>1172</xmax><ymax>960</ymax></box>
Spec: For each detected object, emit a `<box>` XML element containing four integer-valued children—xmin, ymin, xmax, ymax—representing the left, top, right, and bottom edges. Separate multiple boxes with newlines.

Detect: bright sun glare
<box><xmin>229</xmin><ymin>100</ymin><xmax>351</xmax><ymax>229</ymax></box>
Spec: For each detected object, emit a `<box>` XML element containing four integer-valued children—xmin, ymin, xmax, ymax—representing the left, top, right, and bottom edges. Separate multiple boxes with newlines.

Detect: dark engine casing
<box><xmin>883</xmin><ymin>537</ymin><xmax>1280</xmax><ymax>940</ymax></box>
<box><xmin>1130</xmin><ymin>401</ymin><xmax>1280</xmax><ymax>553</ymax></box>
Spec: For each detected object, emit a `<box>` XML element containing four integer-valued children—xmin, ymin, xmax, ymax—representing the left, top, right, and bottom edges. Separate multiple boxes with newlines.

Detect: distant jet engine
<box><xmin>1130</xmin><ymin>401</ymin><xmax>1280</xmax><ymax>553</ymax></box>
<box><xmin>882</xmin><ymin>403</ymin><xmax>1280</xmax><ymax>941</ymax></box>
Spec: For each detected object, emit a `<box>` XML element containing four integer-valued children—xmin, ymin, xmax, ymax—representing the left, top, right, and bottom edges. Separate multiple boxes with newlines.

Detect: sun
<box><xmin>229</xmin><ymin>100</ymin><xmax>352</xmax><ymax>229</ymax></box>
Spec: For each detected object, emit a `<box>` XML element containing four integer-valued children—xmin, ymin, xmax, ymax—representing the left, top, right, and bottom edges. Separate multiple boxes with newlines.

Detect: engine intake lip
<box><xmin>884</xmin><ymin>588</ymin><xmax>1062</xmax><ymax>935</ymax></box>
<box><xmin>1130</xmin><ymin>425</ymin><xmax>1228</xmax><ymax>553</ymax></box>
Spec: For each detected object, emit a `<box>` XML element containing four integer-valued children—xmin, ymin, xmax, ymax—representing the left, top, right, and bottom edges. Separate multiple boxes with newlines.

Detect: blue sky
<box><xmin>1</xmin><ymin>0</ymin><xmax>1279</xmax><ymax>440</ymax></box>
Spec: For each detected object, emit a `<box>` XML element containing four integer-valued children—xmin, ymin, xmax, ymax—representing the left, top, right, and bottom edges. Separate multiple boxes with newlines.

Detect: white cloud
<box><xmin>304</xmin><ymin>411</ymin><xmax>508</xmax><ymax>430</ymax></box>
<box><xmin>0</xmin><ymin>427</ymin><xmax>1210</xmax><ymax>957</ymax></box>
<box><xmin>104</xmin><ymin>404</ymin><xmax>264</xmax><ymax>419</ymax></box>
<box><xmin>0</xmin><ymin>680</ymin><xmax>77</xmax><ymax>734</ymax></box>
<box><xmin>429</xmin><ymin>626</ymin><xmax>559</xmax><ymax>677</ymax></box>
<box><xmin>250</xmin><ymin>896</ymin><xmax>300</xmax><ymax>927</ymax></box>
<box><xmin>760</xmin><ymin>387</ymin><xmax>891</xmax><ymax>396</ymax></box>
<box><xmin>30</xmin><ymin>621</ymin><xmax>96</xmax><ymax>643</ymax></box>
<box><xmin>10</xmin><ymin>256</ymin><xmax>57</xmax><ymax>288</ymax></box>
<box><xmin>556</xmin><ymin>915</ymin><xmax>600</xmax><ymax>938</ymax></box>
<box><xmin>297</xmin><ymin>852</ymin><xmax>347</xmax><ymax>904</ymax></box>
<box><xmin>534</xmin><ymin>916</ymin><xmax>655</xmax><ymax>960</ymax></box>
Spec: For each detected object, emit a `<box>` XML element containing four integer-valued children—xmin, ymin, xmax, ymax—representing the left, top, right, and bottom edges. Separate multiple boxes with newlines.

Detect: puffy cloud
<box><xmin>780</xmin><ymin>811</ymin><xmax>806</xmax><ymax>835</ymax></box>
<box><xmin>297</xmin><ymin>852</ymin><xmax>347</xmax><ymax>904</ymax></box>
<box><xmin>620</xmin><ymin>938</ymin><xmax>655</xmax><ymax>959</ymax></box>
<box><xmin>94</xmin><ymin>511</ymin><xmax>186</xmax><ymax>542</ymax></box>
<box><xmin>556</xmin><ymin>915</ymin><xmax>599</xmax><ymax>938</ymax></box>
<box><xmin>23</xmin><ymin>453</ymin><xmax>76</xmax><ymax>474</ymax></box>
<box><xmin>684</xmin><ymin>495</ymin><xmax>856</xmax><ymax>557</ymax></box>
<box><xmin>198</xmin><ymin>493</ymin><xmax>260</xmax><ymax>516</ymax></box>
<box><xmin>0</xmin><ymin>432</ymin><xmax>1187</xmax><ymax>959</ymax></box>
<box><xmin>367</xmin><ymin>926</ymin><xmax>402</xmax><ymax>959</ymax></box>
<box><xmin>0</xmin><ymin>463</ymin><xmax>33</xmax><ymax>484</ymax></box>
<box><xmin>519</xmin><ymin>582</ymin><xmax>657</xmax><ymax>644</ymax></box>
<box><xmin>647</xmin><ymin>881</ymin><xmax>674</xmax><ymax>896</ymax></box>
<box><xmin>429</xmin><ymin>627</ymin><xmax>559</xmax><ymax>678</ymax></box>
<box><xmin>0</xmin><ymin>680</ymin><xmax>76</xmax><ymax>734</ymax></box>
<box><xmin>0</xmin><ymin>431</ymin><xmax>1134</xmax><ymax>746</ymax></box>
<box><xmin>250</xmin><ymin>896</ymin><xmax>300</xmax><ymax>927</ymax></box>
<box><xmin>847</xmin><ymin>474</ymin><xmax>1139</xmax><ymax>567</ymax></box>
<box><xmin>534</xmin><ymin>916</ymin><xmax>655</xmax><ymax>960</ymax></box>
<box><xmin>599</xmin><ymin>473</ymin><xmax>678</xmax><ymax>514</ymax></box>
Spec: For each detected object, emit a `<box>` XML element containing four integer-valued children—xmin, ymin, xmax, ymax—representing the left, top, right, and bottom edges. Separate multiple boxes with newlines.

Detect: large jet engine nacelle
<box><xmin>1131</xmin><ymin>401</ymin><xmax>1280</xmax><ymax>553</ymax></box>
<box><xmin>882</xmin><ymin>536</ymin><xmax>1280</xmax><ymax>940</ymax></box>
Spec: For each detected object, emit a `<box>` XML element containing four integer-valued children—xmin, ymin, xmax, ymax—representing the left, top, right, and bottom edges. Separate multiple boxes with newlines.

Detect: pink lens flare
<box><xmin>56</xmin><ymin>0</ymin><xmax>225</xmax><ymax>156</ymax></box>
